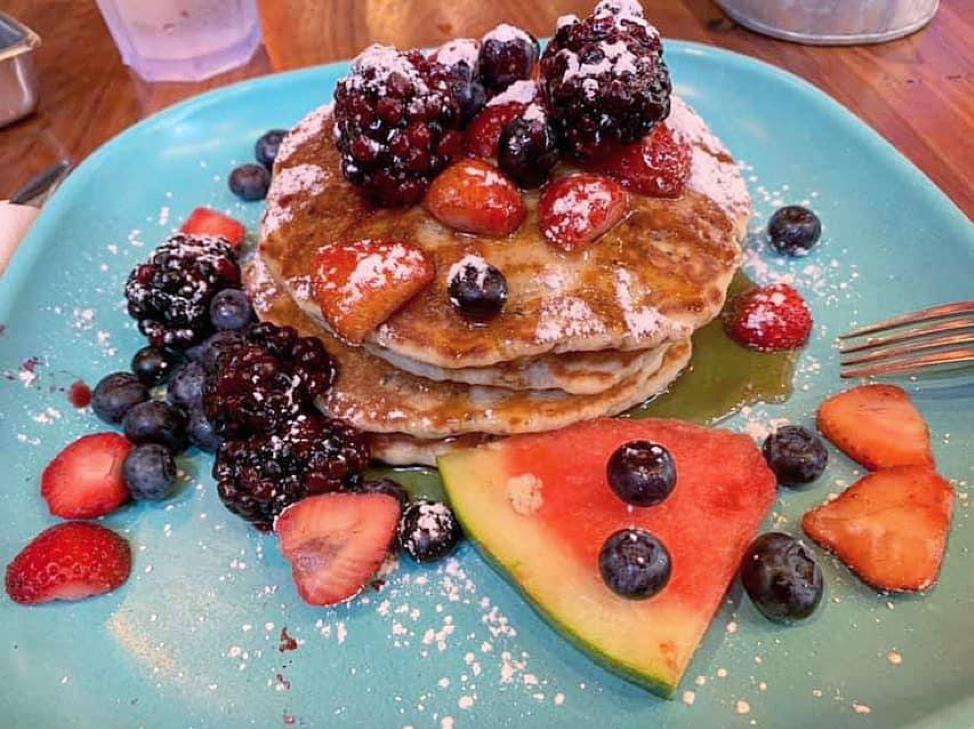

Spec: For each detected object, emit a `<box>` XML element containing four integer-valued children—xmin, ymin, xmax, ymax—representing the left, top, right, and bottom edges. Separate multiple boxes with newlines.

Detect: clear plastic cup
<box><xmin>95</xmin><ymin>0</ymin><xmax>262</xmax><ymax>82</ymax></box>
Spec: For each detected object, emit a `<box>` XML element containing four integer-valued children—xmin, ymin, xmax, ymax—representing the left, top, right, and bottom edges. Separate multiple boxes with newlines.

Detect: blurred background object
<box><xmin>0</xmin><ymin>12</ymin><xmax>40</xmax><ymax>129</ymax></box>
<box><xmin>715</xmin><ymin>0</ymin><xmax>939</xmax><ymax>45</ymax></box>
<box><xmin>94</xmin><ymin>0</ymin><xmax>261</xmax><ymax>81</ymax></box>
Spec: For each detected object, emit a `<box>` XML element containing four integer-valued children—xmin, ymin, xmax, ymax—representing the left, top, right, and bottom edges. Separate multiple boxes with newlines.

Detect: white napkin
<box><xmin>0</xmin><ymin>201</ymin><xmax>40</xmax><ymax>276</ymax></box>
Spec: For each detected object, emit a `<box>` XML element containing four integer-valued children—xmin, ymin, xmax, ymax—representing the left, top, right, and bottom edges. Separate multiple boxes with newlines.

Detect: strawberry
<box><xmin>275</xmin><ymin>492</ymin><xmax>402</xmax><ymax>606</ymax></box>
<box><xmin>312</xmin><ymin>238</ymin><xmax>434</xmax><ymax>344</ymax></box>
<box><xmin>41</xmin><ymin>433</ymin><xmax>133</xmax><ymax>519</ymax></box>
<box><xmin>5</xmin><ymin>522</ymin><xmax>131</xmax><ymax>604</ymax></box>
<box><xmin>817</xmin><ymin>384</ymin><xmax>935</xmax><ymax>470</ymax></box>
<box><xmin>465</xmin><ymin>103</ymin><xmax>526</xmax><ymax>159</ymax></box>
<box><xmin>423</xmin><ymin>160</ymin><xmax>526</xmax><ymax>237</ymax></box>
<box><xmin>723</xmin><ymin>283</ymin><xmax>813</xmax><ymax>351</ymax></box>
<box><xmin>803</xmin><ymin>466</ymin><xmax>953</xmax><ymax>592</ymax></box>
<box><xmin>585</xmin><ymin>123</ymin><xmax>691</xmax><ymax>199</ymax></box>
<box><xmin>180</xmin><ymin>207</ymin><xmax>247</xmax><ymax>248</ymax></box>
<box><xmin>537</xmin><ymin>174</ymin><xmax>629</xmax><ymax>252</ymax></box>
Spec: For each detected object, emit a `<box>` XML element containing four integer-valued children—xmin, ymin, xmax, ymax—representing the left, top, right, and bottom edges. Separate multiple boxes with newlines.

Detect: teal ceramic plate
<box><xmin>2</xmin><ymin>42</ymin><xmax>973</xmax><ymax>729</ymax></box>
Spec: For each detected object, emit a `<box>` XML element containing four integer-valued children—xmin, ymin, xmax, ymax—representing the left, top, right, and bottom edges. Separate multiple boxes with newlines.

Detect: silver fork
<box><xmin>838</xmin><ymin>302</ymin><xmax>974</xmax><ymax>379</ymax></box>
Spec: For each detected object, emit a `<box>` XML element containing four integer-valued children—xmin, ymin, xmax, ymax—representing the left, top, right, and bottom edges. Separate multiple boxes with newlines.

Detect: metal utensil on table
<box><xmin>0</xmin><ymin>12</ymin><xmax>41</xmax><ymax>128</ymax></box>
<box><xmin>11</xmin><ymin>160</ymin><xmax>73</xmax><ymax>206</ymax></box>
<box><xmin>838</xmin><ymin>302</ymin><xmax>974</xmax><ymax>378</ymax></box>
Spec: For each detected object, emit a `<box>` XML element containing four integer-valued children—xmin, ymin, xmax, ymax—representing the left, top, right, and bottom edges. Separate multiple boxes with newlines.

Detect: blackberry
<box><xmin>125</xmin><ymin>233</ymin><xmax>241</xmax><ymax>349</ymax></box>
<box><xmin>201</xmin><ymin>324</ymin><xmax>336</xmax><ymax>438</ymax></box>
<box><xmin>213</xmin><ymin>412</ymin><xmax>370</xmax><ymax>529</ymax></box>
<box><xmin>478</xmin><ymin>24</ymin><xmax>540</xmax><ymax>95</ymax></box>
<box><xmin>497</xmin><ymin>105</ymin><xmax>559</xmax><ymax>188</ymax></box>
<box><xmin>540</xmin><ymin>0</ymin><xmax>671</xmax><ymax>160</ymax></box>
<box><xmin>333</xmin><ymin>45</ymin><xmax>465</xmax><ymax>206</ymax></box>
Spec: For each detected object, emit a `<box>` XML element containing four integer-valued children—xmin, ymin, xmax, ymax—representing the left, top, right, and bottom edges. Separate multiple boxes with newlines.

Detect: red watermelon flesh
<box><xmin>438</xmin><ymin>418</ymin><xmax>777</xmax><ymax>697</ymax></box>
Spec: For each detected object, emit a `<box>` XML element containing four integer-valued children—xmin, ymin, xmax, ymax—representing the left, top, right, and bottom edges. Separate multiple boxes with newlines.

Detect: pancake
<box><xmin>246</xmin><ymin>258</ymin><xmax>691</xmax><ymax>440</ymax></box>
<box><xmin>370</xmin><ymin>432</ymin><xmax>497</xmax><ymax>467</ymax></box>
<box><xmin>363</xmin><ymin>344</ymin><xmax>657</xmax><ymax>395</ymax></box>
<box><xmin>260</xmin><ymin>95</ymin><xmax>749</xmax><ymax>370</ymax></box>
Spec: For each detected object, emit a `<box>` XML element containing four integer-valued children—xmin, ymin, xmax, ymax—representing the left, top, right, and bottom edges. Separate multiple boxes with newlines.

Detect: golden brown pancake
<box><xmin>260</xmin><ymin>96</ymin><xmax>749</xmax><ymax>370</ymax></box>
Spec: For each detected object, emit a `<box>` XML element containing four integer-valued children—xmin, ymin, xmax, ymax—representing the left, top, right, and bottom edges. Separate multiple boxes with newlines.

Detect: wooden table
<box><xmin>1</xmin><ymin>0</ymin><xmax>972</xmax><ymax>217</ymax></box>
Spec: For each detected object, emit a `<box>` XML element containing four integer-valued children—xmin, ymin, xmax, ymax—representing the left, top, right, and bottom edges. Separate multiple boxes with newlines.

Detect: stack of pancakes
<box><xmin>248</xmin><ymin>96</ymin><xmax>751</xmax><ymax>465</ymax></box>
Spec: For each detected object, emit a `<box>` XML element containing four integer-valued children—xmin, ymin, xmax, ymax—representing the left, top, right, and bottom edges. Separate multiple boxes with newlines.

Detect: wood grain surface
<box><xmin>0</xmin><ymin>0</ymin><xmax>971</xmax><ymax>217</ymax></box>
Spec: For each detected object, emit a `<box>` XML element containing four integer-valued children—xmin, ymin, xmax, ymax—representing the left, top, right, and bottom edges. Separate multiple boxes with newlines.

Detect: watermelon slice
<box><xmin>438</xmin><ymin>418</ymin><xmax>776</xmax><ymax>697</ymax></box>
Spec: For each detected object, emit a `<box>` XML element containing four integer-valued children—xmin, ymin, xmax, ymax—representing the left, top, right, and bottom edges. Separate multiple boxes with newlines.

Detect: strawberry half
<box><xmin>817</xmin><ymin>384</ymin><xmax>935</xmax><ymax>470</ymax></box>
<box><xmin>41</xmin><ymin>433</ymin><xmax>133</xmax><ymax>519</ymax></box>
<box><xmin>465</xmin><ymin>103</ymin><xmax>526</xmax><ymax>160</ymax></box>
<box><xmin>724</xmin><ymin>283</ymin><xmax>813</xmax><ymax>352</ymax></box>
<box><xmin>537</xmin><ymin>174</ymin><xmax>629</xmax><ymax>252</ymax></box>
<box><xmin>312</xmin><ymin>238</ymin><xmax>434</xmax><ymax>344</ymax></box>
<box><xmin>803</xmin><ymin>466</ymin><xmax>953</xmax><ymax>592</ymax></box>
<box><xmin>424</xmin><ymin>159</ymin><xmax>526</xmax><ymax>237</ymax></box>
<box><xmin>181</xmin><ymin>207</ymin><xmax>247</xmax><ymax>248</ymax></box>
<box><xmin>275</xmin><ymin>492</ymin><xmax>402</xmax><ymax>606</ymax></box>
<box><xmin>585</xmin><ymin>123</ymin><xmax>691</xmax><ymax>199</ymax></box>
<box><xmin>5</xmin><ymin>522</ymin><xmax>132</xmax><ymax>604</ymax></box>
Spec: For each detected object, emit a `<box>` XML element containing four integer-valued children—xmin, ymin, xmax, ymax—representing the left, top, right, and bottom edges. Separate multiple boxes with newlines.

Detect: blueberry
<box><xmin>359</xmin><ymin>478</ymin><xmax>409</xmax><ymax>508</ymax></box>
<box><xmin>188</xmin><ymin>405</ymin><xmax>222</xmax><ymax>454</ymax></box>
<box><xmin>91</xmin><ymin>372</ymin><xmax>149</xmax><ymax>425</ymax></box>
<box><xmin>398</xmin><ymin>500</ymin><xmax>462</xmax><ymax>563</ymax></box>
<box><xmin>255</xmin><ymin>129</ymin><xmax>288</xmax><ymax>170</ymax></box>
<box><xmin>209</xmin><ymin>288</ymin><xmax>254</xmax><ymax>331</ymax></box>
<box><xmin>123</xmin><ymin>443</ymin><xmax>177</xmax><ymax>501</ymax></box>
<box><xmin>187</xmin><ymin>329</ymin><xmax>247</xmax><ymax>372</ymax></box>
<box><xmin>457</xmin><ymin>78</ymin><xmax>488</xmax><ymax>126</ymax></box>
<box><xmin>762</xmin><ymin>426</ymin><xmax>828</xmax><ymax>487</ymax></box>
<box><xmin>167</xmin><ymin>361</ymin><xmax>208</xmax><ymax>409</ymax></box>
<box><xmin>768</xmin><ymin>205</ymin><xmax>821</xmax><ymax>256</ymax></box>
<box><xmin>448</xmin><ymin>257</ymin><xmax>508</xmax><ymax>322</ymax></box>
<box><xmin>598</xmin><ymin>528</ymin><xmax>671</xmax><ymax>600</ymax></box>
<box><xmin>122</xmin><ymin>400</ymin><xmax>189</xmax><ymax>452</ymax></box>
<box><xmin>478</xmin><ymin>27</ymin><xmax>540</xmax><ymax>94</ymax></box>
<box><xmin>229</xmin><ymin>163</ymin><xmax>271</xmax><ymax>201</ymax></box>
<box><xmin>740</xmin><ymin>532</ymin><xmax>823</xmax><ymax>622</ymax></box>
<box><xmin>498</xmin><ymin>113</ymin><xmax>558</xmax><ymax>189</ymax></box>
<box><xmin>131</xmin><ymin>346</ymin><xmax>181</xmax><ymax>387</ymax></box>
<box><xmin>606</xmin><ymin>440</ymin><xmax>677</xmax><ymax>507</ymax></box>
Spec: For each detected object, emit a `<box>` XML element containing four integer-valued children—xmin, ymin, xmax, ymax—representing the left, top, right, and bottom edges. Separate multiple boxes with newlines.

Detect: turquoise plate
<box><xmin>2</xmin><ymin>42</ymin><xmax>973</xmax><ymax>729</ymax></box>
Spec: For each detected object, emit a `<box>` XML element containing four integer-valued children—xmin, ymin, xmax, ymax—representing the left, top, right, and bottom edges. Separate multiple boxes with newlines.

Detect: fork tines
<box><xmin>838</xmin><ymin>301</ymin><xmax>974</xmax><ymax>379</ymax></box>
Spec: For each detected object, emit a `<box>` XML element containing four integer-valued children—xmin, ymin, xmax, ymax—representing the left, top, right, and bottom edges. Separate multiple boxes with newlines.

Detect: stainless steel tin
<box><xmin>0</xmin><ymin>13</ymin><xmax>40</xmax><ymax>128</ymax></box>
<box><xmin>715</xmin><ymin>0</ymin><xmax>939</xmax><ymax>45</ymax></box>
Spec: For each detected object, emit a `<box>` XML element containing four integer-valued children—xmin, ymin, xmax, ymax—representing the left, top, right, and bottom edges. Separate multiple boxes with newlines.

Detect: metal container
<box><xmin>0</xmin><ymin>12</ymin><xmax>40</xmax><ymax>128</ymax></box>
<box><xmin>715</xmin><ymin>0</ymin><xmax>939</xmax><ymax>45</ymax></box>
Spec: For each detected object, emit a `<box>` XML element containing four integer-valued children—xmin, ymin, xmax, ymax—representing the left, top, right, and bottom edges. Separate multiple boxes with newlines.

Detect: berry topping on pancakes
<box><xmin>540</xmin><ymin>0</ymin><xmax>671</xmax><ymax>160</ymax></box>
<box><xmin>498</xmin><ymin>104</ymin><xmax>559</xmax><ymax>188</ymax></box>
<box><xmin>538</xmin><ymin>174</ymin><xmax>629</xmax><ymax>251</ymax></box>
<box><xmin>478</xmin><ymin>24</ymin><xmax>540</xmax><ymax>95</ymax></box>
<box><xmin>448</xmin><ymin>254</ymin><xmax>509</xmax><ymax>322</ymax></box>
<box><xmin>465</xmin><ymin>102</ymin><xmax>528</xmax><ymax>159</ymax></box>
<box><xmin>423</xmin><ymin>159</ymin><xmax>527</xmax><ymax>236</ymax></box>
<box><xmin>724</xmin><ymin>283</ymin><xmax>813</xmax><ymax>352</ymax></box>
<box><xmin>312</xmin><ymin>238</ymin><xmax>435</xmax><ymax>343</ymax></box>
<box><xmin>585</xmin><ymin>122</ymin><xmax>691</xmax><ymax>198</ymax></box>
<box><xmin>334</xmin><ymin>45</ymin><xmax>465</xmax><ymax>206</ymax></box>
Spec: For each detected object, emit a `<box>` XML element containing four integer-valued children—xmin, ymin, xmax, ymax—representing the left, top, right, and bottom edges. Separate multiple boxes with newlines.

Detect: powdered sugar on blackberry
<box><xmin>344</xmin><ymin>44</ymin><xmax>430</xmax><ymax>96</ymax></box>
<box><xmin>276</xmin><ymin>103</ymin><xmax>333</xmax><ymax>163</ymax></box>
<box><xmin>521</xmin><ymin>103</ymin><xmax>547</xmax><ymax>123</ymax></box>
<box><xmin>486</xmin><ymin>80</ymin><xmax>538</xmax><ymax>107</ymax></box>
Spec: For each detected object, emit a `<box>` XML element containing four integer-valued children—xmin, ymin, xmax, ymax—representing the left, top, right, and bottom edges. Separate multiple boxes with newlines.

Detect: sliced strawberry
<box><xmin>423</xmin><ymin>159</ymin><xmax>526</xmax><ymax>237</ymax></box>
<box><xmin>312</xmin><ymin>238</ymin><xmax>434</xmax><ymax>344</ymax></box>
<box><xmin>803</xmin><ymin>467</ymin><xmax>952</xmax><ymax>592</ymax></box>
<box><xmin>723</xmin><ymin>283</ymin><xmax>813</xmax><ymax>352</ymax></box>
<box><xmin>275</xmin><ymin>492</ymin><xmax>402</xmax><ymax>606</ymax></box>
<box><xmin>585</xmin><ymin>123</ymin><xmax>691</xmax><ymax>199</ymax></box>
<box><xmin>181</xmin><ymin>207</ymin><xmax>247</xmax><ymax>248</ymax></box>
<box><xmin>465</xmin><ymin>103</ymin><xmax>527</xmax><ymax>160</ymax></box>
<box><xmin>41</xmin><ymin>433</ymin><xmax>133</xmax><ymax>519</ymax></box>
<box><xmin>817</xmin><ymin>384</ymin><xmax>935</xmax><ymax>470</ymax></box>
<box><xmin>5</xmin><ymin>522</ymin><xmax>132</xmax><ymax>604</ymax></box>
<box><xmin>537</xmin><ymin>174</ymin><xmax>629</xmax><ymax>252</ymax></box>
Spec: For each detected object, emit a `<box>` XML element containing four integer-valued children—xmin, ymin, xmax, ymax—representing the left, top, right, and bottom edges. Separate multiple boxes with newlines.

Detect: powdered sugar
<box><xmin>261</xmin><ymin>164</ymin><xmax>328</xmax><ymax>237</ymax></box>
<box><xmin>435</xmin><ymin>38</ymin><xmax>479</xmax><ymax>70</ymax></box>
<box><xmin>317</xmin><ymin>241</ymin><xmax>428</xmax><ymax>315</ymax></box>
<box><xmin>535</xmin><ymin>297</ymin><xmax>606</xmax><ymax>343</ymax></box>
<box><xmin>276</xmin><ymin>103</ymin><xmax>333</xmax><ymax>164</ymax></box>
<box><xmin>487</xmin><ymin>80</ymin><xmax>539</xmax><ymax>108</ymax></box>
<box><xmin>345</xmin><ymin>44</ymin><xmax>430</xmax><ymax>96</ymax></box>
<box><xmin>614</xmin><ymin>268</ymin><xmax>677</xmax><ymax>340</ymax></box>
<box><xmin>448</xmin><ymin>255</ymin><xmax>492</xmax><ymax>290</ymax></box>
<box><xmin>483</xmin><ymin>23</ymin><xmax>533</xmax><ymax>45</ymax></box>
